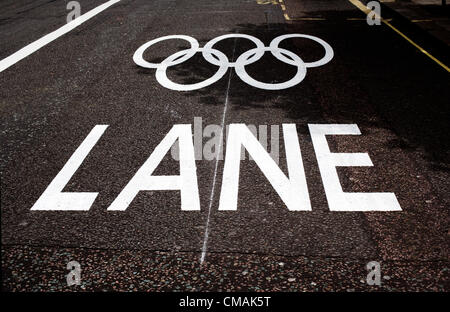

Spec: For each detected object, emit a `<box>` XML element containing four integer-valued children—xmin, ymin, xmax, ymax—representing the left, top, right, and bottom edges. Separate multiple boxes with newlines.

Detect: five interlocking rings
<box><xmin>133</xmin><ymin>34</ymin><xmax>334</xmax><ymax>91</ymax></box>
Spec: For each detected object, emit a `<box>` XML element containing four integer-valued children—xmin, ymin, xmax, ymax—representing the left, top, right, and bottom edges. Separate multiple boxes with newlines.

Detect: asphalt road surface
<box><xmin>1</xmin><ymin>0</ymin><xmax>449</xmax><ymax>292</ymax></box>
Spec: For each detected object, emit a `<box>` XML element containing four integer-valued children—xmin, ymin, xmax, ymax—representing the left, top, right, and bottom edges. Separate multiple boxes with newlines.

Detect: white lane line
<box><xmin>200</xmin><ymin>40</ymin><xmax>237</xmax><ymax>265</ymax></box>
<box><xmin>0</xmin><ymin>0</ymin><xmax>121</xmax><ymax>73</ymax></box>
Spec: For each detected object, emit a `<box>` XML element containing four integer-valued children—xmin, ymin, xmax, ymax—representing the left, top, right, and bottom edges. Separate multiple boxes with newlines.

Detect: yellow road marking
<box><xmin>292</xmin><ymin>17</ymin><xmax>326</xmax><ymax>21</ymax></box>
<box><xmin>255</xmin><ymin>0</ymin><xmax>325</xmax><ymax>21</ymax></box>
<box><xmin>347</xmin><ymin>17</ymin><xmax>392</xmax><ymax>21</ymax></box>
<box><xmin>348</xmin><ymin>0</ymin><xmax>449</xmax><ymax>72</ymax></box>
<box><xmin>279</xmin><ymin>0</ymin><xmax>290</xmax><ymax>20</ymax></box>
<box><xmin>255</xmin><ymin>0</ymin><xmax>291</xmax><ymax>20</ymax></box>
<box><xmin>256</xmin><ymin>0</ymin><xmax>278</xmax><ymax>4</ymax></box>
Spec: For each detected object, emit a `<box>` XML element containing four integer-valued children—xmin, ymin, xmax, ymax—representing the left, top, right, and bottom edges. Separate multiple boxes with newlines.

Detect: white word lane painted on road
<box><xmin>31</xmin><ymin>124</ymin><xmax>401</xmax><ymax>212</ymax></box>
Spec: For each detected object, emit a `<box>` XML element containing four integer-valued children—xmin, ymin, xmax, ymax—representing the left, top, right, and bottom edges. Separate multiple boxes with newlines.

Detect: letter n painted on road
<box><xmin>308</xmin><ymin>124</ymin><xmax>401</xmax><ymax>211</ymax></box>
<box><xmin>31</xmin><ymin>125</ymin><xmax>108</xmax><ymax>211</ymax></box>
<box><xmin>108</xmin><ymin>125</ymin><xmax>200</xmax><ymax>211</ymax></box>
<box><xmin>219</xmin><ymin>124</ymin><xmax>311</xmax><ymax>211</ymax></box>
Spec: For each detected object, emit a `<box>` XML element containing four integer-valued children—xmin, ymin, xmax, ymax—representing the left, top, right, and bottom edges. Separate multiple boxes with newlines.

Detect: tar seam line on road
<box><xmin>200</xmin><ymin>39</ymin><xmax>237</xmax><ymax>265</ymax></box>
<box><xmin>0</xmin><ymin>0</ymin><xmax>121</xmax><ymax>73</ymax></box>
<box><xmin>348</xmin><ymin>0</ymin><xmax>449</xmax><ymax>72</ymax></box>
<box><xmin>3</xmin><ymin>242</ymin><xmax>449</xmax><ymax>263</ymax></box>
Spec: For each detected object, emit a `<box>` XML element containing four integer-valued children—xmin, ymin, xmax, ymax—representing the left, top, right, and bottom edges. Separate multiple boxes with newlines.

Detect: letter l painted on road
<box><xmin>31</xmin><ymin>125</ymin><xmax>108</xmax><ymax>211</ymax></box>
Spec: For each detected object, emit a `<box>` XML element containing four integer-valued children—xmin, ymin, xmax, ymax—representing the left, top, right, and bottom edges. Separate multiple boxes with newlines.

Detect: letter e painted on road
<box><xmin>308</xmin><ymin>124</ymin><xmax>401</xmax><ymax>211</ymax></box>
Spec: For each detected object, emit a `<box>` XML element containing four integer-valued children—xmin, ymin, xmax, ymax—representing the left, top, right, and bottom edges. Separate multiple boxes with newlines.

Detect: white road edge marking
<box><xmin>200</xmin><ymin>40</ymin><xmax>237</xmax><ymax>265</ymax></box>
<box><xmin>0</xmin><ymin>0</ymin><xmax>121</xmax><ymax>73</ymax></box>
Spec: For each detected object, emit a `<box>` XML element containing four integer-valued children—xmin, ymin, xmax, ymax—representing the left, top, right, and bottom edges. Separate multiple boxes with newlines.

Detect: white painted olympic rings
<box><xmin>133</xmin><ymin>34</ymin><xmax>334</xmax><ymax>91</ymax></box>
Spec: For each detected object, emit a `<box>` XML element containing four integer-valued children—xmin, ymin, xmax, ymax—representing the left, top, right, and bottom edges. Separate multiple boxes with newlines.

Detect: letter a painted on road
<box><xmin>108</xmin><ymin>125</ymin><xmax>200</xmax><ymax>211</ymax></box>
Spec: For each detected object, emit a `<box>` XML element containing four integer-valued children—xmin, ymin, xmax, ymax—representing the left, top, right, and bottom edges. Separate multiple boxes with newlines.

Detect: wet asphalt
<box><xmin>1</xmin><ymin>0</ymin><xmax>449</xmax><ymax>291</ymax></box>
